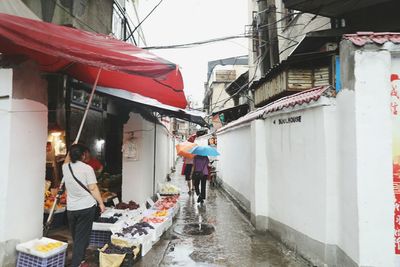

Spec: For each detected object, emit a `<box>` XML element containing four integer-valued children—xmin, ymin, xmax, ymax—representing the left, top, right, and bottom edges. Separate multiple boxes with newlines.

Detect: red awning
<box><xmin>0</xmin><ymin>13</ymin><xmax>187</xmax><ymax>108</ymax></box>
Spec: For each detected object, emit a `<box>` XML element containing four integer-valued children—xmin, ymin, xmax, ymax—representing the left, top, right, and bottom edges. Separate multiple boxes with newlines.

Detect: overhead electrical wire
<box><xmin>208</xmin><ymin>51</ymin><xmax>267</xmax><ymax>114</ymax></box>
<box><xmin>142</xmin><ymin>10</ymin><xmax>310</xmax><ymax>50</ymax></box>
<box><xmin>207</xmin><ymin>18</ymin><xmax>332</xmax><ymax>113</ymax></box>
<box><xmin>125</xmin><ymin>0</ymin><xmax>164</xmax><ymax>42</ymax></box>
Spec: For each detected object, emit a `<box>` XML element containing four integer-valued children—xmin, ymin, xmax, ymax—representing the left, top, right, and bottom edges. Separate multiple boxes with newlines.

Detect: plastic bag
<box><xmin>99</xmin><ymin>244</ymin><xmax>125</xmax><ymax>267</ymax></box>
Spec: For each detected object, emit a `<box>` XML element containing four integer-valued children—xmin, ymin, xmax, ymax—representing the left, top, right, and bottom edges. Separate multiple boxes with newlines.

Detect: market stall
<box><xmin>86</xmin><ymin>184</ymin><xmax>180</xmax><ymax>266</ymax></box>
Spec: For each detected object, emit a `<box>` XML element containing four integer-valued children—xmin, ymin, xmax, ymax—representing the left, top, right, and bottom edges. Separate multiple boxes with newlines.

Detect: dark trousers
<box><xmin>67</xmin><ymin>205</ymin><xmax>96</xmax><ymax>267</ymax></box>
<box><xmin>193</xmin><ymin>174</ymin><xmax>207</xmax><ymax>200</ymax></box>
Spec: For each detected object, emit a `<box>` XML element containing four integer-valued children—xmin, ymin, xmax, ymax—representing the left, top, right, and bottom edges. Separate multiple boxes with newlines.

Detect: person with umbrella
<box><xmin>189</xmin><ymin>145</ymin><xmax>220</xmax><ymax>204</ymax></box>
<box><xmin>176</xmin><ymin>141</ymin><xmax>197</xmax><ymax>193</ymax></box>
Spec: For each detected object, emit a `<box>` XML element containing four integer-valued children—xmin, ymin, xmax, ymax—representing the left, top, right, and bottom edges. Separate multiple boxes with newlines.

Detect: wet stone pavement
<box><xmin>135</xmin><ymin>161</ymin><xmax>311</xmax><ymax>267</ymax></box>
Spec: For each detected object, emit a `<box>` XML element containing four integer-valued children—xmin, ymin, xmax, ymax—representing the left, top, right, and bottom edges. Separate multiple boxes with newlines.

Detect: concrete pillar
<box><xmin>339</xmin><ymin>41</ymin><xmax>394</xmax><ymax>266</ymax></box>
<box><xmin>250</xmin><ymin>119</ymin><xmax>269</xmax><ymax>230</ymax></box>
<box><xmin>122</xmin><ymin>113</ymin><xmax>155</xmax><ymax>205</ymax></box>
<box><xmin>0</xmin><ymin>61</ymin><xmax>48</xmax><ymax>267</ymax></box>
<box><xmin>353</xmin><ymin>50</ymin><xmax>393</xmax><ymax>266</ymax></box>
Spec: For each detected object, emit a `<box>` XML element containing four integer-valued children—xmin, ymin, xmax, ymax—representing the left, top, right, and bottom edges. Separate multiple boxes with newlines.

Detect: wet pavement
<box><xmin>135</xmin><ymin>160</ymin><xmax>312</xmax><ymax>267</ymax></box>
<box><xmin>48</xmin><ymin>160</ymin><xmax>311</xmax><ymax>266</ymax></box>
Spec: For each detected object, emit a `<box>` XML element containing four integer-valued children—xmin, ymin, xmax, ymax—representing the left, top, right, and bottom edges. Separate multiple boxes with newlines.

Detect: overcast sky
<box><xmin>136</xmin><ymin>0</ymin><xmax>249</xmax><ymax>108</ymax></box>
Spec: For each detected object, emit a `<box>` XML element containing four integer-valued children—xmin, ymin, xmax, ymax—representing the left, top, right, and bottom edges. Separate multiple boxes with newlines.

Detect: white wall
<box><xmin>265</xmin><ymin>103</ymin><xmax>338</xmax><ymax>244</ymax></box>
<box><xmin>122</xmin><ymin>113</ymin><xmax>155</xmax><ymax>205</ymax></box>
<box><xmin>250</xmin><ymin>119</ymin><xmax>268</xmax><ymax>229</ymax></box>
<box><xmin>122</xmin><ymin>114</ymin><xmax>174</xmax><ymax>205</ymax></box>
<box><xmin>213</xmin><ymin>40</ymin><xmax>398</xmax><ymax>266</ymax></box>
<box><xmin>0</xmin><ymin>61</ymin><xmax>47</xmax><ymax>244</ymax></box>
<box><xmin>154</xmin><ymin>125</ymin><xmax>172</xmax><ymax>190</ymax></box>
<box><xmin>352</xmin><ymin>50</ymin><xmax>393</xmax><ymax>266</ymax></box>
<box><xmin>218</xmin><ymin>125</ymin><xmax>252</xmax><ymax>208</ymax></box>
<box><xmin>216</xmin><ymin>99</ymin><xmax>340</xmax><ymax>264</ymax></box>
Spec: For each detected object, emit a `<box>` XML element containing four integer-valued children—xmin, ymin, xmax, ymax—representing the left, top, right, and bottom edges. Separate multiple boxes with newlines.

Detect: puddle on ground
<box><xmin>174</xmin><ymin>223</ymin><xmax>215</xmax><ymax>236</ymax></box>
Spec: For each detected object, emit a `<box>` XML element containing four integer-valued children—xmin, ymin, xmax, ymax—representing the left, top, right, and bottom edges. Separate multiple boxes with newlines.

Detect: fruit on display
<box><xmin>160</xmin><ymin>183</ymin><xmax>180</xmax><ymax>195</ymax></box>
<box><xmin>44</xmin><ymin>191</ymin><xmax>66</xmax><ymax>210</ymax></box>
<box><xmin>162</xmin><ymin>196</ymin><xmax>179</xmax><ymax>203</ymax></box>
<box><xmin>154</xmin><ymin>195</ymin><xmax>179</xmax><ymax>210</ymax></box>
<box><xmin>115</xmin><ymin>201</ymin><xmax>140</xmax><ymax>210</ymax></box>
<box><xmin>152</xmin><ymin>210</ymin><xmax>168</xmax><ymax>217</ymax></box>
<box><xmin>115</xmin><ymin>222</ymin><xmax>154</xmax><ymax>239</ymax></box>
<box><xmin>95</xmin><ymin>217</ymin><xmax>119</xmax><ymax>224</ymax></box>
<box><xmin>142</xmin><ymin>217</ymin><xmax>165</xmax><ymax>224</ymax></box>
<box><xmin>34</xmin><ymin>241</ymin><xmax>63</xmax><ymax>252</ymax></box>
<box><xmin>102</xmin><ymin>243</ymin><xmax>138</xmax><ymax>255</ymax></box>
<box><xmin>95</xmin><ymin>212</ymin><xmax>123</xmax><ymax>223</ymax></box>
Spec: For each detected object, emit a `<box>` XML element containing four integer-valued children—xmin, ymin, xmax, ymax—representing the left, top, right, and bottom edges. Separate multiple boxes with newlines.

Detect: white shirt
<box><xmin>62</xmin><ymin>161</ymin><xmax>97</xmax><ymax>211</ymax></box>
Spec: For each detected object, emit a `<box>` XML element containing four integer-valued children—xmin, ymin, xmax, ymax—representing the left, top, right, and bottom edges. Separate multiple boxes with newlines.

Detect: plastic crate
<box><xmin>16</xmin><ymin>251</ymin><xmax>66</xmax><ymax>267</ymax></box>
<box><xmin>89</xmin><ymin>230</ymin><xmax>111</xmax><ymax>247</ymax></box>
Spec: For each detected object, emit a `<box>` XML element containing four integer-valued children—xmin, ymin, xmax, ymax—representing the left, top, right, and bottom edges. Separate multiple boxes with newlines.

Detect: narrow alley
<box><xmin>135</xmin><ymin>160</ymin><xmax>311</xmax><ymax>267</ymax></box>
<box><xmin>3</xmin><ymin>1</ymin><xmax>400</xmax><ymax>267</ymax></box>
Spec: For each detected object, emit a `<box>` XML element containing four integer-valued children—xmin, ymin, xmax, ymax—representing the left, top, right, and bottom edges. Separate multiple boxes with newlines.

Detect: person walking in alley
<box><xmin>191</xmin><ymin>155</ymin><xmax>209</xmax><ymax>204</ymax></box>
<box><xmin>63</xmin><ymin>144</ymin><xmax>105</xmax><ymax>267</ymax></box>
<box><xmin>183</xmin><ymin>157</ymin><xmax>194</xmax><ymax>193</ymax></box>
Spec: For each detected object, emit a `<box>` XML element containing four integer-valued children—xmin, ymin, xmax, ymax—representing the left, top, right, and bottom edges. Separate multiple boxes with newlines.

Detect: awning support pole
<box><xmin>153</xmin><ymin>116</ymin><xmax>157</xmax><ymax>195</ymax></box>
<box><xmin>74</xmin><ymin>68</ymin><xmax>102</xmax><ymax>143</ymax></box>
<box><xmin>44</xmin><ymin>68</ymin><xmax>102</xmax><ymax>236</ymax></box>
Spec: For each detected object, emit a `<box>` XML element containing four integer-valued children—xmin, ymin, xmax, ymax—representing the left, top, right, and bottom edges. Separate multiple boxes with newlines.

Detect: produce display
<box><xmin>43</xmin><ymin>191</ymin><xmax>66</xmax><ymax>210</ymax></box>
<box><xmin>152</xmin><ymin>210</ymin><xmax>168</xmax><ymax>217</ymax></box>
<box><xmin>142</xmin><ymin>217</ymin><xmax>165</xmax><ymax>224</ymax></box>
<box><xmin>96</xmin><ymin>191</ymin><xmax>181</xmax><ymax>262</ymax></box>
<box><xmin>159</xmin><ymin>183</ymin><xmax>180</xmax><ymax>195</ymax></box>
<box><xmin>115</xmin><ymin>201</ymin><xmax>140</xmax><ymax>210</ymax></box>
<box><xmin>34</xmin><ymin>241</ymin><xmax>63</xmax><ymax>252</ymax></box>
<box><xmin>95</xmin><ymin>212</ymin><xmax>123</xmax><ymax>223</ymax></box>
<box><xmin>102</xmin><ymin>243</ymin><xmax>137</xmax><ymax>255</ymax></box>
<box><xmin>115</xmin><ymin>222</ymin><xmax>154</xmax><ymax>239</ymax></box>
<box><xmin>154</xmin><ymin>195</ymin><xmax>179</xmax><ymax>210</ymax></box>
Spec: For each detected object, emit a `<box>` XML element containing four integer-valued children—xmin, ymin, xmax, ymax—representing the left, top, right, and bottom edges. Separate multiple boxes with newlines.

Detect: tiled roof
<box><xmin>262</xmin><ymin>86</ymin><xmax>335</xmax><ymax>114</ymax></box>
<box><xmin>344</xmin><ymin>32</ymin><xmax>400</xmax><ymax>46</ymax></box>
<box><xmin>217</xmin><ymin>86</ymin><xmax>334</xmax><ymax>133</ymax></box>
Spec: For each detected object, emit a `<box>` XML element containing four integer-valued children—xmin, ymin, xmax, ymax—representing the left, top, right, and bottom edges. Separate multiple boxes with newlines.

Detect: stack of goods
<box><xmin>43</xmin><ymin>190</ymin><xmax>66</xmax><ymax>212</ymax></box>
<box><xmin>112</xmin><ymin>221</ymin><xmax>154</xmax><ymax>256</ymax></box>
<box><xmin>153</xmin><ymin>195</ymin><xmax>179</xmax><ymax>211</ymax></box>
<box><xmin>95</xmin><ymin>213</ymin><xmax>123</xmax><ymax>224</ymax></box>
<box><xmin>142</xmin><ymin>217</ymin><xmax>165</xmax><ymax>224</ymax></box>
<box><xmin>114</xmin><ymin>222</ymin><xmax>154</xmax><ymax>239</ymax></box>
<box><xmin>142</xmin><ymin>214</ymin><xmax>167</xmax><ymax>241</ymax></box>
<box><xmin>98</xmin><ymin>243</ymin><xmax>141</xmax><ymax>267</ymax></box>
<box><xmin>152</xmin><ymin>210</ymin><xmax>168</xmax><ymax>217</ymax></box>
<box><xmin>115</xmin><ymin>201</ymin><xmax>140</xmax><ymax>210</ymax></box>
<box><xmin>159</xmin><ymin>183</ymin><xmax>180</xmax><ymax>195</ymax></box>
<box><xmin>92</xmin><ymin>211</ymin><xmax>124</xmax><ymax>233</ymax></box>
<box><xmin>16</xmin><ymin>237</ymin><xmax>68</xmax><ymax>267</ymax></box>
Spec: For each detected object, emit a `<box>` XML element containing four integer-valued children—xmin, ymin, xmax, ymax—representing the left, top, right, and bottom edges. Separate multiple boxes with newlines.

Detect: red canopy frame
<box><xmin>0</xmin><ymin>13</ymin><xmax>187</xmax><ymax>108</ymax></box>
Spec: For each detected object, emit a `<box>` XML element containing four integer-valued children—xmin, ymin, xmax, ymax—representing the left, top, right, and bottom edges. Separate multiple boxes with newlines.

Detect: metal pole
<box><xmin>44</xmin><ymin>68</ymin><xmax>102</xmax><ymax>236</ymax></box>
<box><xmin>75</xmin><ymin>69</ymin><xmax>102</xmax><ymax>143</ymax></box>
<box><xmin>153</xmin><ymin>117</ymin><xmax>157</xmax><ymax>194</ymax></box>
